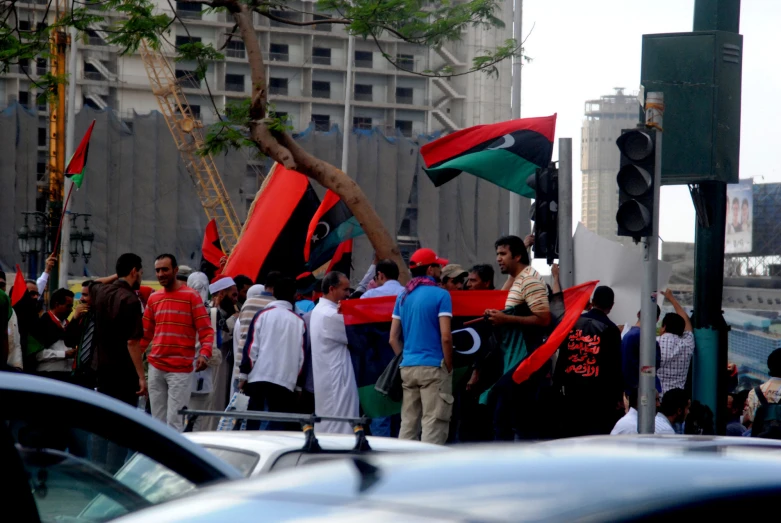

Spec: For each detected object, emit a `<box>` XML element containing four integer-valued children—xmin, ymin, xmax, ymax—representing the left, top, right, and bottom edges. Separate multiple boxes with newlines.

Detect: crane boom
<box><xmin>139</xmin><ymin>41</ymin><xmax>241</xmax><ymax>252</ymax></box>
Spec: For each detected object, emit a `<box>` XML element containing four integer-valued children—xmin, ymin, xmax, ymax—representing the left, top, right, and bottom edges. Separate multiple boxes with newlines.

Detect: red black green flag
<box><xmin>200</xmin><ymin>219</ymin><xmax>225</xmax><ymax>282</ymax></box>
<box><xmin>304</xmin><ymin>190</ymin><xmax>363</xmax><ymax>271</ymax></box>
<box><xmin>420</xmin><ymin>115</ymin><xmax>557</xmax><ymax>198</ymax></box>
<box><xmin>65</xmin><ymin>120</ymin><xmax>96</xmax><ymax>189</ymax></box>
<box><xmin>10</xmin><ymin>265</ymin><xmax>26</xmax><ymax>306</ymax></box>
<box><xmin>224</xmin><ymin>164</ymin><xmax>320</xmax><ymax>284</ymax></box>
<box><xmin>341</xmin><ymin>291</ymin><xmax>506</xmax><ymax>418</ymax></box>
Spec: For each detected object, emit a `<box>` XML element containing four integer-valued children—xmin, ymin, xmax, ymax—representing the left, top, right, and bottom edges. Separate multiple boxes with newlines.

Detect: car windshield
<box><xmin>80</xmin><ymin>453</ymin><xmax>196</xmax><ymax>520</ymax></box>
<box><xmin>202</xmin><ymin>446</ymin><xmax>260</xmax><ymax>477</ymax></box>
<box><xmin>19</xmin><ymin>448</ymin><xmax>151</xmax><ymax>523</ymax></box>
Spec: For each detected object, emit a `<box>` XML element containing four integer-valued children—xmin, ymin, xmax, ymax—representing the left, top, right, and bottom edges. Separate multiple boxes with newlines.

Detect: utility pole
<box><xmin>59</xmin><ymin>26</ymin><xmax>79</xmax><ymax>286</ymax></box>
<box><xmin>636</xmin><ymin>93</ymin><xmax>663</xmax><ymax>433</ymax></box>
<box><xmin>508</xmin><ymin>0</ymin><xmax>525</xmax><ymax>237</ymax></box>
<box><xmin>691</xmin><ymin>0</ymin><xmax>740</xmax><ymax>434</ymax></box>
<box><xmin>341</xmin><ymin>34</ymin><xmax>355</xmax><ymax>173</ymax></box>
<box><xmin>557</xmin><ymin>138</ymin><xmax>574</xmax><ymax>289</ymax></box>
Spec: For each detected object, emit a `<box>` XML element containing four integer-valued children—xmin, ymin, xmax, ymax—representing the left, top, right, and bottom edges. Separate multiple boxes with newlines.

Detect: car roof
<box><xmin>1</xmin><ymin>373</ymin><xmax>241</xmax><ymax>481</ymax></box>
<box><xmin>115</xmin><ymin>436</ymin><xmax>781</xmax><ymax>522</ymax></box>
<box><xmin>185</xmin><ymin>431</ymin><xmax>447</xmax><ymax>472</ymax></box>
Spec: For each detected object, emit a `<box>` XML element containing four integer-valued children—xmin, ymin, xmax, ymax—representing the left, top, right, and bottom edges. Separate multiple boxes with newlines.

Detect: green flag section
<box><xmin>65</xmin><ymin>120</ymin><xmax>96</xmax><ymax>189</ymax></box>
<box><xmin>342</xmin><ymin>291</ymin><xmax>507</xmax><ymax>418</ymax></box>
<box><xmin>421</xmin><ymin>115</ymin><xmax>557</xmax><ymax>197</ymax></box>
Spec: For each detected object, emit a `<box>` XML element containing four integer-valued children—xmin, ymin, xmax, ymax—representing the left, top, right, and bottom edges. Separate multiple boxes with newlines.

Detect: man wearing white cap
<box><xmin>208</xmin><ymin>275</ymin><xmax>239</xmax><ymax>412</ymax></box>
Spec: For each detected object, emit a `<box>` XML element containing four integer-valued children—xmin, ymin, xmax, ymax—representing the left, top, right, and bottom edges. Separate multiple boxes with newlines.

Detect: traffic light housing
<box><xmin>616</xmin><ymin>129</ymin><xmax>657</xmax><ymax>241</ymax></box>
<box><xmin>526</xmin><ymin>163</ymin><xmax>558</xmax><ymax>264</ymax></box>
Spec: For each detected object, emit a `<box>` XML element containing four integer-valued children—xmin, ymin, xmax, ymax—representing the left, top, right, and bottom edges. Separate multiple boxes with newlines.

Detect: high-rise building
<box><xmin>580</xmin><ymin>88</ymin><xmax>639</xmax><ymax>241</ymax></box>
<box><xmin>2</xmin><ymin>0</ymin><xmax>511</xmax><ymax>134</ymax></box>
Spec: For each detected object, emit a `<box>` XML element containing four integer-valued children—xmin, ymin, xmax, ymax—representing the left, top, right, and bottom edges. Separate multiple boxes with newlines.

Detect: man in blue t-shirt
<box><xmin>390</xmin><ymin>248</ymin><xmax>454</xmax><ymax>445</ymax></box>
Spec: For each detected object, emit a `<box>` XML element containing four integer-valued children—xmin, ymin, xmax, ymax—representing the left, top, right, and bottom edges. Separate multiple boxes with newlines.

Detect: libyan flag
<box><xmin>65</xmin><ymin>120</ymin><xmax>96</xmax><ymax>189</ymax></box>
<box><xmin>200</xmin><ymin>219</ymin><xmax>225</xmax><ymax>282</ymax></box>
<box><xmin>304</xmin><ymin>190</ymin><xmax>364</xmax><ymax>271</ymax></box>
<box><xmin>341</xmin><ymin>280</ymin><xmax>598</xmax><ymax>418</ymax></box>
<box><xmin>420</xmin><ymin>115</ymin><xmax>557</xmax><ymax>198</ymax></box>
<box><xmin>341</xmin><ymin>291</ymin><xmax>506</xmax><ymax>418</ymax></box>
<box><xmin>224</xmin><ymin>163</ymin><xmax>320</xmax><ymax>283</ymax></box>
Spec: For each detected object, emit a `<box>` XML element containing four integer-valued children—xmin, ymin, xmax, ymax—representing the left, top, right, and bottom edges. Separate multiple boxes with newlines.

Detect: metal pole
<box><xmin>638</xmin><ymin>92</ymin><xmax>663</xmax><ymax>434</ymax></box>
<box><xmin>557</xmin><ymin>138</ymin><xmax>573</xmax><ymax>289</ymax></box>
<box><xmin>691</xmin><ymin>0</ymin><xmax>739</xmax><ymax>435</ymax></box>
<box><xmin>59</xmin><ymin>26</ymin><xmax>78</xmax><ymax>286</ymax></box>
<box><xmin>508</xmin><ymin>0</ymin><xmax>523</xmax><ymax>236</ymax></box>
<box><xmin>341</xmin><ymin>34</ymin><xmax>355</xmax><ymax>173</ymax></box>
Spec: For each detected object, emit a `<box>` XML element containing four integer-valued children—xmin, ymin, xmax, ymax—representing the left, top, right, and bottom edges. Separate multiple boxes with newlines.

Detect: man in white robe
<box><xmin>310</xmin><ymin>271</ymin><xmax>358</xmax><ymax>434</ymax></box>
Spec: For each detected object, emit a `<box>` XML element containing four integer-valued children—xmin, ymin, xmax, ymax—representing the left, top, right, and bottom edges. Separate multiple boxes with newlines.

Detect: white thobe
<box><xmin>310</xmin><ymin>298</ymin><xmax>359</xmax><ymax>434</ymax></box>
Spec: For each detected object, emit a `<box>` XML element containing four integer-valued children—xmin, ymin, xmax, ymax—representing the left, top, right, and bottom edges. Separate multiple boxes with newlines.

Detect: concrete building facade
<box><xmin>580</xmin><ymin>88</ymin><xmax>639</xmax><ymax>241</ymax></box>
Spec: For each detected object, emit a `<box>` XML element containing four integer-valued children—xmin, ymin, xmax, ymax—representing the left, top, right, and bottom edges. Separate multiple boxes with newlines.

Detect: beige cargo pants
<box><xmin>398</xmin><ymin>361</ymin><xmax>453</xmax><ymax>445</ymax></box>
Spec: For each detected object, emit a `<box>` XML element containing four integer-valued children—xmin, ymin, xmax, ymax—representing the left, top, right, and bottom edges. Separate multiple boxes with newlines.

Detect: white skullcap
<box><xmin>209</xmin><ymin>276</ymin><xmax>236</xmax><ymax>294</ymax></box>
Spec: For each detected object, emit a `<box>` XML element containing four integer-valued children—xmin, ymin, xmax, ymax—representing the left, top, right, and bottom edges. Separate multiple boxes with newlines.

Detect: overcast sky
<box><xmin>520</xmin><ymin>0</ymin><xmax>781</xmax><ymax>245</ymax></box>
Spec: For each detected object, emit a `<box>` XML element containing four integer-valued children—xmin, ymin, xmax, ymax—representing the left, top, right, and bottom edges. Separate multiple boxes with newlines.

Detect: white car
<box><xmin>183</xmin><ymin>430</ymin><xmax>448</xmax><ymax>477</ymax></box>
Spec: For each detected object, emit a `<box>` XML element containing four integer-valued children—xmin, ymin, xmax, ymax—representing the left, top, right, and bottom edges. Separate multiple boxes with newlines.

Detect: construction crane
<box><xmin>139</xmin><ymin>41</ymin><xmax>241</xmax><ymax>252</ymax></box>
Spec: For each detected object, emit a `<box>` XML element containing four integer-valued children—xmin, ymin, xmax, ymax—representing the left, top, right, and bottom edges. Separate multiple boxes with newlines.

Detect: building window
<box><xmin>225</xmin><ymin>74</ymin><xmax>244</xmax><ymax>92</ymax></box>
<box><xmin>395</xmin><ymin>87</ymin><xmax>413</xmax><ymax>105</ymax></box>
<box><xmin>36</xmin><ymin>58</ymin><xmax>47</xmax><ymax>76</ymax></box>
<box><xmin>353</xmin><ymin>116</ymin><xmax>372</xmax><ymax>130</ymax></box>
<box><xmin>38</xmin><ymin>127</ymin><xmax>47</xmax><ymax>146</ymax></box>
<box><xmin>175</xmin><ymin>35</ymin><xmax>202</xmax><ymax>48</ymax></box>
<box><xmin>19</xmin><ymin>91</ymin><xmax>30</xmax><ymax>108</ymax></box>
<box><xmin>269</xmin><ymin>43</ymin><xmax>289</xmax><ymax>62</ymax></box>
<box><xmin>19</xmin><ymin>58</ymin><xmax>29</xmax><ymax>74</ymax></box>
<box><xmin>269</xmin><ymin>9</ymin><xmax>296</xmax><ymax>27</ymax></box>
<box><xmin>176</xmin><ymin>1</ymin><xmax>202</xmax><ymax>19</ymax></box>
<box><xmin>312</xmin><ymin>47</ymin><xmax>331</xmax><ymax>66</ymax></box>
<box><xmin>396</xmin><ymin>53</ymin><xmax>414</xmax><ymax>70</ymax></box>
<box><xmin>395</xmin><ymin>120</ymin><xmax>413</xmax><ymax>137</ymax></box>
<box><xmin>269</xmin><ymin>77</ymin><xmax>288</xmax><ymax>95</ymax></box>
<box><xmin>189</xmin><ymin>104</ymin><xmax>201</xmax><ymax>119</ymax></box>
<box><xmin>226</xmin><ymin>40</ymin><xmax>245</xmax><ymax>59</ymax></box>
<box><xmin>86</xmin><ymin>29</ymin><xmax>104</xmax><ymax>46</ymax></box>
<box><xmin>175</xmin><ymin>69</ymin><xmax>200</xmax><ymax>89</ymax></box>
<box><xmin>19</xmin><ymin>21</ymin><xmax>30</xmax><ymax>32</ymax></box>
<box><xmin>312</xmin><ymin>80</ymin><xmax>330</xmax><ymax>99</ymax></box>
<box><xmin>354</xmin><ymin>50</ymin><xmax>372</xmax><ymax>68</ymax></box>
<box><xmin>354</xmin><ymin>84</ymin><xmax>372</xmax><ymax>102</ymax></box>
<box><xmin>312</xmin><ymin>114</ymin><xmax>330</xmax><ymax>132</ymax></box>
<box><xmin>313</xmin><ymin>14</ymin><xmax>331</xmax><ymax>31</ymax></box>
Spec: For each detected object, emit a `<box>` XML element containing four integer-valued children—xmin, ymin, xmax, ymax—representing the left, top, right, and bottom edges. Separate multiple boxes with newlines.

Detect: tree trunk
<box><xmin>232</xmin><ymin>4</ymin><xmax>410</xmax><ymax>282</ymax></box>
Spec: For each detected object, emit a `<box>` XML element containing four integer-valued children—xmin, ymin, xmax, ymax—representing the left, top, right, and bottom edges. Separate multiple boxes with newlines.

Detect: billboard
<box><xmin>725</xmin><ymin>179</ymin><xmax>753</xmax><ymax>254</ymax></box>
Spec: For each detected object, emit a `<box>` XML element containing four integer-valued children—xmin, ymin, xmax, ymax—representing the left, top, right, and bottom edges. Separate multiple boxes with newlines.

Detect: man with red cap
<box><xmin>389</xmin><ymin>248</ymin><xmax>454</xmax><ymax>444</ymax></box>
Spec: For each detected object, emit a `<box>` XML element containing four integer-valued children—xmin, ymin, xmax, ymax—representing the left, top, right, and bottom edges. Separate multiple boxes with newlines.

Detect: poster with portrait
<box><xmin>725</xmin><ymin>180</ymin><xmax>753</xmax><ymax>254</ymax></box>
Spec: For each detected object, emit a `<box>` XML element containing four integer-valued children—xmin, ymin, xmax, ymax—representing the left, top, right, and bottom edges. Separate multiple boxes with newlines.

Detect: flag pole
<box><xmin>341</xmin><ymin>33</ymin><xmax>355</xmax><ymax>173</ymax></box>
<box><xmin>508</xmin><ymin>0</ymin><xmax>523</xmax><ymax>237</ymax></box>
<box><xmin>58</xmin><ymin>25</ymin><xmax>79</xmax><ymax>285</ymax></box>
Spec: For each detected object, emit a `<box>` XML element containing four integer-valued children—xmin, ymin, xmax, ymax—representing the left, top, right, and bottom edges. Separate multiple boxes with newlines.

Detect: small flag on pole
<box><xmin>65</xmin><ymin>120</ymin><xmax>96</xmax><ymax>189</ymax></box>
<box><xmin>11</xmin><ymin>265</ymin><xmax>26</xmax><ymax>306</ymax></box>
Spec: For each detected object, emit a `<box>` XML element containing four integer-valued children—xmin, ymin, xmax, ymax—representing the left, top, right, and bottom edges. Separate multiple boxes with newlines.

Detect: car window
<box><xmin>202</xmin><ymin>446</ymin><xmax>260</xmax><ymax>477</ymax></box>
<box><xmin>8</xmin><ymin>419</ymin><xmax>196</xmax><ymax>521</ymax></box>
<box><xmin>18</xmin><ymin>447</ymin><xmax>150</xmax><ymax>523</ymax></box>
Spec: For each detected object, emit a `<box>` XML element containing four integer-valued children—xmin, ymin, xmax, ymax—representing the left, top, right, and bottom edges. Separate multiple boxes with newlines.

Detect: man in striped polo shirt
<box><xmin>143</xmin><ymin>254</ymin><xmax>215</xmax><ymax>431</ymax></box>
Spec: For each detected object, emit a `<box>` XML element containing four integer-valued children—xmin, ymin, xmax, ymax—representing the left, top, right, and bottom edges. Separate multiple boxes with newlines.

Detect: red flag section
<box><xmin>11</xmin><ymin>265</ymin><xmax>26</xmax><ymax>306</ymax></box>
<box><xmin>512</xmin><ymin>280</ymin><xmax>599</xmax><ymax>384</ymax></box>
<box><xmin>200</xmin><ymin>219</ymin><xmax>225</xmax><ymax>281</ymax></box>
<box><xmin>65</xmin><ymin>120</ymin><xmax>96</xmax><ymax>188</ymax></box>
<box><xmin>224</xmin><ymin>163</ymin><xmax>320</xmax><ymax>283</ymax></box>
<box><xmin>326</xmin><ymin>239</ymin><xmax>353</xmax><ymax>277</ymax></box>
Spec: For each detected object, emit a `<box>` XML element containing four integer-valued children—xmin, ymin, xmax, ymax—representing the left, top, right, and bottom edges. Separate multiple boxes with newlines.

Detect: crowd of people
<box><xmin>1</xmin><ymin>232</ymin><xmax>778</xmax><ymax>442</ymax></box>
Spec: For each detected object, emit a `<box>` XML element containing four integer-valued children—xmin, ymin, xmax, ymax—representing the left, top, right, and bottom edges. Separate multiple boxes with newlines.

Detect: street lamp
<box><xmin>17</xmin><ymin>222</ymin><xmax>29</xmax><ymax>261</ymax></box>
<box><xmin>80</xmin><ymin>219</ymin><xmax>94</xmax><ymax>263</ymax></box>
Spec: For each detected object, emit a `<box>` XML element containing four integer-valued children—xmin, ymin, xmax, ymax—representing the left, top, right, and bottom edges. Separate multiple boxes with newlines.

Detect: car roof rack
<box><xmin>178</xmin><ymin>409</ymin><xmax>372</xmax><ymax>452</ymax></box>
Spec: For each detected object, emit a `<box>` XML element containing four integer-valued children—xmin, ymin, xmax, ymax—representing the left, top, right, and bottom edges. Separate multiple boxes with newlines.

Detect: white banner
<box><xmin>725</xmin><ymin>179</ymin><xmax>753</xmax><ymax>254</ymax></box>
<box><xmin>573</xmin><ymin>223</ymin><xmax>672</xmax><ymax>327</ymax></box>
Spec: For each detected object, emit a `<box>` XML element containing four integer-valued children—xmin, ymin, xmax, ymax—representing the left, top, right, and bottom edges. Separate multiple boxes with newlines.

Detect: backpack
<box><xmin>751</xmin><ymin>386</ymin><xmax>781</xmax><ymax>439</ymax></box>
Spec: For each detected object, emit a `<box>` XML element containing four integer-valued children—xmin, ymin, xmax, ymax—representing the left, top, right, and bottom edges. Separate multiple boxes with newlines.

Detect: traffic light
<box><xmin>526</xmin><ymin>162</ymin><xmax>558</xmax><ymax>264</ymax></box>
<box><xmin>616</xmin><ymin>129</ymin><xmax>657</xmax><ymax>240</ymax></box>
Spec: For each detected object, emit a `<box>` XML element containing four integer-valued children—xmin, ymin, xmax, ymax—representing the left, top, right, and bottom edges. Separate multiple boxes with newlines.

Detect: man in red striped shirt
<box><xmin>143</xmin><ymin>254</ymin><xmax>215</xmax><ymax>431</ymax></box>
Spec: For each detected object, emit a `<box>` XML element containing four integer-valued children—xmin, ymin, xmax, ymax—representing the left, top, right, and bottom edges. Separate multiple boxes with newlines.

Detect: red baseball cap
<box><xmin>409</xmin><ymin>248</ymin><xmax>448</xmax><ymax>269</ymax></box>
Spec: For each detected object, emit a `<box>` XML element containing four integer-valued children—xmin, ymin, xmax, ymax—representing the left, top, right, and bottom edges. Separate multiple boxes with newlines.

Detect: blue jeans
<box><xmin>370</xmin><ymin>414</ymin><xmax>401</xmax><ymax>437</ymax></box>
